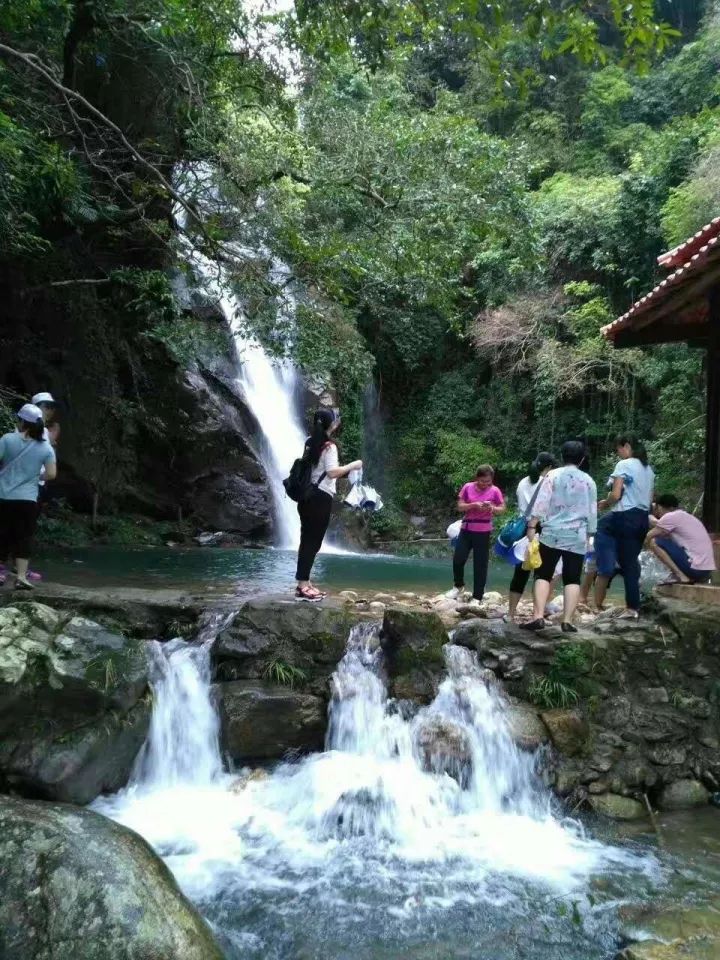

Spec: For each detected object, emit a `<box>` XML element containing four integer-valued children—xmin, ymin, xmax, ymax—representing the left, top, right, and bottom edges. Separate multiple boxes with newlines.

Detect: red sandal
<box><xmin>295</xmin><ymin>585</ymin><xmax>324</xmax><ymax>603</ymax></box>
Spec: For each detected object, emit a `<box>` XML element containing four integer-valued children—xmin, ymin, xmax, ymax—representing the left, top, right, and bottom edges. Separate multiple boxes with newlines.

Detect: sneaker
<box><xmin>444</xmin><ymin>587</ymin><xmax>463</xmax><ymax>600</ymax></box>
<box><xmin>14</xmin><ymin>577</ymin><xmax>34</xmax><ymax>591</ymax></box>
<box><xmin>520</xmin><ymin>618</ymin><xmax>546</xmax><ymax>632</ymax></box>
<box><xmin>561</xmin><ymin>622</ymin><xmax>578</xmax><ymax>634</ymax></box>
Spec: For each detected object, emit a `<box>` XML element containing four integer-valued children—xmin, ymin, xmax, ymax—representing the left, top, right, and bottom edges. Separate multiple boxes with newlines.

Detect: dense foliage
<box><xmin>1</xmin><ymin>0</ymin><xmax>718</xmax><ymax>527</ymax></box>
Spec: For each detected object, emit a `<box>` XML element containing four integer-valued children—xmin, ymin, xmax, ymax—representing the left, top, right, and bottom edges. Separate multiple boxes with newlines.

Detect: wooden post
<box><xmin>704</xmin><ymin>285</ymin><xmax>720</xmax><ymax>533</ymax></box>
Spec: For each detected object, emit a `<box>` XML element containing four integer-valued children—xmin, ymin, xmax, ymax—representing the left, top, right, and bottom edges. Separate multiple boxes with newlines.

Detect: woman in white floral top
<box><xmin>522</xmin><ymin>440</ymin><xmax>597</xmax><ymax>633</ymax></box>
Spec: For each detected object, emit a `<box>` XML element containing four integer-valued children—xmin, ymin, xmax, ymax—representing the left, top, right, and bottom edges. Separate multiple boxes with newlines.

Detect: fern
<box><xmin>528</xmin><ymin>675</ymin><xmax>580</xmax><ymax>710</ymax></box>
<box><xmin>263</xmin><ymin>658</ymin><xmax>307</xmax><ymax>689</ymax></box>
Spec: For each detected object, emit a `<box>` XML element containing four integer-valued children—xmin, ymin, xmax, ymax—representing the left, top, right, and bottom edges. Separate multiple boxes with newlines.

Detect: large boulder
<box><xmin>0</xmin><ymin>603</ymin><xmax>149</xmax><ymax>802</ymax></box>
<box><xmin>0</xmin><ymin>796</ymin><xmax>223</xmax><ymax>960</ymax></box>
<box><xmin>0</xmin><ymin>699</ymin><xmax>150</xmax><ymax>804</ymax></box>
<box><xmin>658</xmin><ymin>779</ymin><xmax>709</xmax><ymax>811</ymax></box>
<box><xmin>588</xmin><ymin>793</ymin><xmax>646</xmax><ymax>821</ymax></box>
<box><xmin>218</xmin><ymin>680</ymin><xmax>326</xmax><ymax>760</ymax></box>
<box><xmin>213</xmin><ymin>597</ymin><xmax>359</xmax><ymax>691</ymax></box>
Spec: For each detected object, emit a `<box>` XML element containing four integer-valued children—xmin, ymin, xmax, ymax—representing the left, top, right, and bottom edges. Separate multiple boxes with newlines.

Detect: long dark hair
<box><xmin>19</xmin><ymin>417</ymin><xmax>45</xmax><ymax>442</ymax></box>
<box><xmin>616</xmin><ymin>435</ymin><xmax>649</xmax><ymax>467</ymax></box>
<box><xmin>308</xmin><ymin>408</ymin><xmax>336</xmax><ymax>465</ymax></box>
<box><xmin>528</xmin><ymin>451</ymin><xmax>557</xmax><ymax>484</ymax></box>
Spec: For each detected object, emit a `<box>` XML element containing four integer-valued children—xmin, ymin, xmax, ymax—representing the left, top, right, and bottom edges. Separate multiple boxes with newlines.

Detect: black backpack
<box><xmin>283</xmin><ymin>448</ymin><xmax>327</xmax><ymax>503</ymax></box>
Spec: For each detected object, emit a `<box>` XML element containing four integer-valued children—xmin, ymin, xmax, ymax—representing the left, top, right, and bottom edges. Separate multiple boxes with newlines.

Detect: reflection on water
<box><xmin>34</xmin><ymin>545</ymin><xmax>475</xmax><ymax>596</ymax></box>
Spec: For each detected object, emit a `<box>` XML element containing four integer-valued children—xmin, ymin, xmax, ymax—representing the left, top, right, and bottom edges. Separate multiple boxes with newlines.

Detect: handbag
<box><xmin>497</xmin><ymin>478</ymin><xmax>544</xmax><ymax>549</ymax></box>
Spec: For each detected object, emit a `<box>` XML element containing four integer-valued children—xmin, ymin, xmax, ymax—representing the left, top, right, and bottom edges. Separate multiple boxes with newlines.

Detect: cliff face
<box><xmin>0</xmin><ymin>264</ymin><xmax>272</xmax><ymax>536</ymax></box>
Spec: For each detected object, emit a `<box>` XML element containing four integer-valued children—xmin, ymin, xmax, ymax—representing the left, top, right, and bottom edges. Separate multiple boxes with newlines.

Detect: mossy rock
<box><xmin>0</xmin><ymin>698</ymin><xmax>150</xmax><ymax>804</ymax></box>
<box><xmin>213</xmin><ymin>597</ymin><xmax>360</xmax><ymax>678</ymax></box>
<box><xmin>381</xmin><ymin>608</ymin><xmax>447</xmax><ymax>665</ymax></box>
<box><xmin>0</xmin><ymin>796</ymin><xmax>223</xmax><ymax>960</ymax></box>
<box><xmin>0</xmin><ymin>603</ymin><xmax>148</xmax><ymax>722</ymax></box>
<box><xmin>379</xmin><ymin>608</ymin><xmax>448</xmax><ymax>704</ymax></box>
<box><xmin>658</xmin><ymin>779</ymin><xmax>709</xmax><ymax>811</ymax></box>
<box><xmin>0</xmin><ymin>603</ymin><xmax>150</xmax><ymax>803</ymax></box>
<box><xmin>588</xmin><ymin>793</ymin><xmax>646</xmax><ymax>821</ymax></box>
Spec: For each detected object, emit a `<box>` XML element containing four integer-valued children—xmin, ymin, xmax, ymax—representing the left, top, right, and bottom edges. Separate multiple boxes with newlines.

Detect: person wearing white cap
<box><xmin>31</xmin><ymin>392</ymin><xmax>60</xmax><ymax>448</ymax></box>
<box><xmin>0</xmin><ymin>404</ymin><xmax>56</xmax><ymax>589</ymax></box>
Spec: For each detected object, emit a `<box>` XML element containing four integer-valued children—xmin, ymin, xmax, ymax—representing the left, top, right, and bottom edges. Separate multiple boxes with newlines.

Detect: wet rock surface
<box><xmin>218</xmin><ymin>680</ymin><xmax>326</xmax><ymax>760</ymax></box>
<box><xmin>588</xmin><ymin>793</ymin><xmax>646</xmax><ymax>820</ymax></box>
<box><xmin>0</xmin><ymin>795</ymin><xmax>223</xmax><ymax>960</ymax></box>
<box><xmin>0</xmin><ymin>603</ymin><xmax>150</xmax><ymax>803</ymax></box>
<box><xmin>213</xmin><ymin>597</ymin><xmax>362</xmax><ymax>696</ymax></box>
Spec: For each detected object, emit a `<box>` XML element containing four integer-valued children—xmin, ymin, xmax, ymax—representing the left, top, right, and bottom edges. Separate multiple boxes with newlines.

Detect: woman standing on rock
<box><xmin>0</xmin><ymin>404</ymin><xmax>56</xmax><ymax>590</ymax></box>
<box><xmin>594</xmin><ymin>436</ymin><xmax>655</xmax><ymax>619</ymax></box>
<box><xmin>505</xmin><ymin>452</ymin><xmax>557</xmax><ymax>622</ymax></box>
<box><xmin>295</xmin><ymin>409</ymin><xmax>362</xmax><ymax>603</ymax></box>
<box><xmin>522</xmin><ymin>440</ymin><xmax>597</xmax><ymax>633</ymax></box>
<box><xmin>446</xmin><ymin>464</ymin><xmax>505</xmax><ymax>606</ymax></box>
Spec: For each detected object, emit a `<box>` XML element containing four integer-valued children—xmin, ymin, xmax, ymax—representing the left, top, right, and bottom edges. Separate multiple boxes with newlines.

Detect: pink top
<box><xmin>655</xmin><ymin>510</ymin><xmax>716</xmax><ymax>571</ymax></box>
<box><xmin>458</xmin><ymin>482</ymin><xmax>504</xmax><ymax>533</ymax></box>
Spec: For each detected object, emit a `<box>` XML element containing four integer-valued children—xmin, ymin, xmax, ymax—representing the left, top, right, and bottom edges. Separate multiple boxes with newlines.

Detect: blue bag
<box><xmin>497</xmin><ymin>478</ymin><xmax>544</xmax><ymax>549</ymax></box>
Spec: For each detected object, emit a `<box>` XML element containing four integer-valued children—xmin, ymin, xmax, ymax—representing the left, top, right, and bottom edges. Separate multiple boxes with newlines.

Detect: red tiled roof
<box><xmin>658</xmin><ymin>217</ymin><xmax>720</xmax><ymax>269</ymax></box>
<box><xmin>603</xmin><ymin>225</ymin><xmax>720</xmax><ymax>342</ymax></box>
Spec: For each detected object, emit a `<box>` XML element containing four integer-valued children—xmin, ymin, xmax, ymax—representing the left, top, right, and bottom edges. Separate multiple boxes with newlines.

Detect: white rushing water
<box><xmin>185</xmin><ymin>244</ymin><xmax>307</xmax><ymax>548</ymax></box>
<box><xmin>225</xmin><ymin>258</ymin><xmax>307</xmax><ymax>549</ymax></box>
<box><xmin>96</xmin><ymin>622</ymin><xmax>651</xmax><ymax>949</ymax></box>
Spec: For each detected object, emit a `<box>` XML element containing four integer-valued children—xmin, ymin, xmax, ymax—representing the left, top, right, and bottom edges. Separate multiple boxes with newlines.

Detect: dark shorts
<box><xmin>535</xmin><ymin>542</ymin><xmax>584</xmax><ymax>586</ymax></box>
<box><xmin>0</xmin><ymin>499</ymin><xmax>39</xmax><ymax>559</ymax></box>
<box><xmin>655</xmin><ymin>537</ymin><xmax>713</xmax><ymax>583</ymax></box>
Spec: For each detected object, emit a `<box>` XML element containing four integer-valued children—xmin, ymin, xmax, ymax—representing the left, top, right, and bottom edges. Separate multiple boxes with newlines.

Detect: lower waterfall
<box><xmin>95</xmin><ymin>622</ymin><xmax>655</xmax><ymax>959</ymax></box>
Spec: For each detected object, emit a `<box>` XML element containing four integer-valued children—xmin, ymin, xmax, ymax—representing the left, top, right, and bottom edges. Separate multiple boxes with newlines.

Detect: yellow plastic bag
<box><xmin>522</xmin><ymin>538</ymin><xmax>542</xmax><ymax>571</ymax></box>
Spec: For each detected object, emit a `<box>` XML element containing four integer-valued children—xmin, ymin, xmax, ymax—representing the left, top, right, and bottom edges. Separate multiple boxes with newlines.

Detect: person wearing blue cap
<box><xmin>0</xmin><ymin>404</ymin><xmax>56</xmax><ymax>589</ymax></box>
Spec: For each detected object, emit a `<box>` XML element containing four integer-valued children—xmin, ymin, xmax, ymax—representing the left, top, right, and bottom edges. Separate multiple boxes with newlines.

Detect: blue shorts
<box><xmin>655</xmin><ymin>537</ymin><xmax>712</xmax><ymax>583</ymax></box>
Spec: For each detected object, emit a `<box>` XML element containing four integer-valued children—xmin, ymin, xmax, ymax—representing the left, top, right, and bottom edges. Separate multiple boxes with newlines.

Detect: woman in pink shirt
<box><xmin>646</xmin><ymin>494</ymin><xmax>716</xmax><ymax>584</ymax></box>
<box><xmin>446</xmin><ymin>465</ymin><xmax>505</xmax><ymax>603</ymax></box>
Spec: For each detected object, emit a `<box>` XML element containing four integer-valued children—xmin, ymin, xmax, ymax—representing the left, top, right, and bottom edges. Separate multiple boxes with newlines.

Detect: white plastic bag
<box><xmin>447</xmin><ymin>520</ymin><xmax>462</xmax><ymax>541</ymax></box>
<box><xmin>513</xmin><ymin>536</ymin><xmax>529</xmax><ymax>564</ymax></box>
<box><xmin>344</xmin><ymin>483</ymin><xmax>364</xmax><ymax>507</ymax></box>
<box><xmin>361</xmin><ymin>484</ymin><xmax>383</xmax><ymax>512</ymax></box>
<box><xmin>344</xmin><ymin>481</ymin><xmax>384</xmax><ymax>511</ymax></box>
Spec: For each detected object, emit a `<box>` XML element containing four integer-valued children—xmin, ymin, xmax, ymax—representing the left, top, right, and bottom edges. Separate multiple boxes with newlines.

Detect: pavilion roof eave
<box><xmin>658</xmin><ymin>217</ymin><xmax>720</xmax><ymax>270</ymax></box>
<box><xmin>602</xmin><ymin>233</ymin><xmax>720</xmax><ymax>348</ymax></box>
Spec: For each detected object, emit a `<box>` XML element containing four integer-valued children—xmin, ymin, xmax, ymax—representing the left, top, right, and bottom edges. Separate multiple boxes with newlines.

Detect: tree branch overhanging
<box><xmin>0</xmin><ymin>42</ymin><xmax>202</xmax><ymax>229</ymax></box>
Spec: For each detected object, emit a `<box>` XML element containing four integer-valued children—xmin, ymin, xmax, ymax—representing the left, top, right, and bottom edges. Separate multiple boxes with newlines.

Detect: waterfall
<box><xmin>222</xmin><ymin>259</ymin><xmax>308</xmax><ymax>549</ymax></box>
<box><xmin>96</xmin><ymin>619</ymin><xmax>643</xmax><ymax>921</ymax></box>
<box><xmin>361</xmin><ymin>379</ymin><xmax>386</xmax><ymax>492</ymax></box>
<box><xmin>129</xmin><ymin>637</ymin><xmax>223</xmax><ymax>790</ymax></box>
<box><xmin>174</xmin><ymin>171</ymin><xmax>308</xmax><ymax>547</ymax></box>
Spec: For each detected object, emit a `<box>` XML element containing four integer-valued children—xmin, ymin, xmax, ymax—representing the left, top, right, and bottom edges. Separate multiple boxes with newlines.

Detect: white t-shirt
<box><xmin>516</xmin><ymin>475</ymin><xmax>543</xmax><ymax>514</ymax></box>
<box><xmin>311</xmin><ymin>442</ymin><xmax>339</xmax><ymax>496</ymax></box>
<box><xmin>609</xmin><ymin>458</ymin><xmax>655</xmax><ymax>512</ymax></box>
